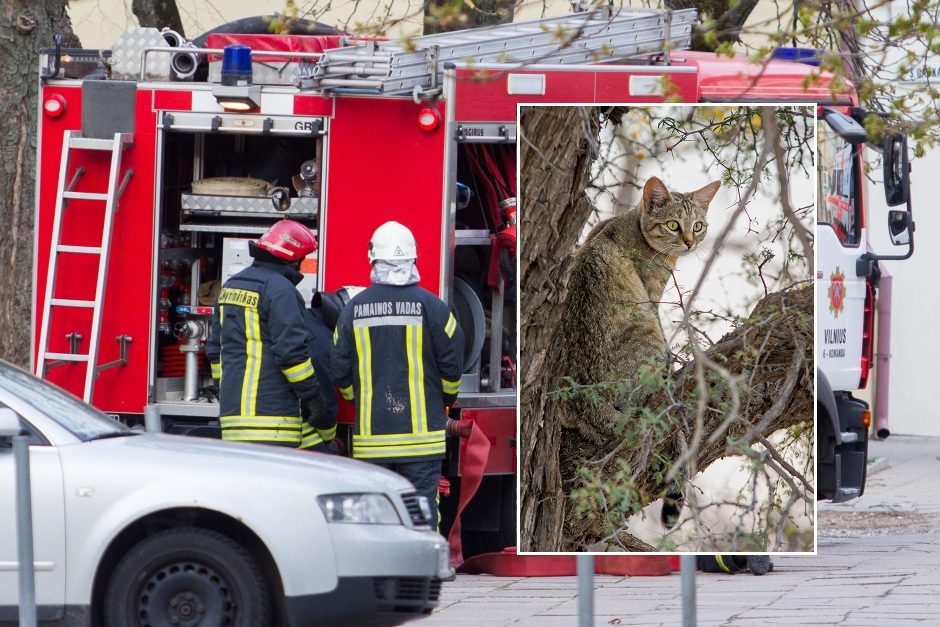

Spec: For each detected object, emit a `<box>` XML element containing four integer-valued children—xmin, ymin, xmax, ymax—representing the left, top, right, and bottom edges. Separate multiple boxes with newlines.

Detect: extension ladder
<box><xmin>306</xmin><ymin>7</ymin><xmax>697</xmax><ymax>95</ymax></box>
<box><xmin>36</xmin><ymin>131</ymin><xmax>134</xmax><ymax>402</ymax></box>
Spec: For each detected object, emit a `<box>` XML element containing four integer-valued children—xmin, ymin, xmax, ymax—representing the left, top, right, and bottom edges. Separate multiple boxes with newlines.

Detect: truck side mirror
<box><xmin>888</xmin><ymin>210</ymin><xmax>911</xmax><ymax>245</ymax></box>
<box><xmin>822</xmin><ymin>109</ymin><xmax>867</xmax><ymax>145</ymax></box>
<box><xmin>883</xmin><ymin>132</ymin><xmax>910</xmax><ymax>207</ymax></box>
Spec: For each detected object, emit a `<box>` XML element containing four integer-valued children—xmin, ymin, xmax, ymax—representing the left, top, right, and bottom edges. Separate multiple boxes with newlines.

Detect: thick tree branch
<box><xmin>559</xmin><ymin>285</ymin><xmax>813</xmax><ymax>551</ymax></box>
<box><xmin>132</xmin><ymin>0</ymin><xmax>185</xmax><ymax>35</ymax></box>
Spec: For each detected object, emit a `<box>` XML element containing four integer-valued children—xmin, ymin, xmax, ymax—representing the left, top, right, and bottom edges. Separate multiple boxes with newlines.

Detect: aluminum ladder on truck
<box><xmin>304</xmin><ymin>6</ymin><xmax>697</xmax><ymax>96</ymax></box>
<box><xmin>36</xmin><ymin>130</ymin><xmax>134</xmax><ymax>403</ymax></box>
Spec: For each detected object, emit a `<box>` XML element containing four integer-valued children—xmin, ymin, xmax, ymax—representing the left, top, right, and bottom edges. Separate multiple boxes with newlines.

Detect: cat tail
<box><xmin>660</xmin><ymin>484</ymin><xmax>684</xmax><ymax>529</ymax></box>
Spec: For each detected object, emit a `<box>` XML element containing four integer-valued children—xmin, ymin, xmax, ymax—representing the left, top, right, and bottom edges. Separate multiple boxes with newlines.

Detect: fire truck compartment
<box><xmin>152</xmin><ymin>118</ymin><xmax>323</xmax><ymax>413</ymax></box>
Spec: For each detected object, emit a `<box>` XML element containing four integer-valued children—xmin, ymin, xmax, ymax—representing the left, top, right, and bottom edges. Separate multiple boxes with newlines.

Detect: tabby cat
<box><xmin>560</xmin><ymin>175</ymin><xmax>720</xmax><ymax>526</ymax></box>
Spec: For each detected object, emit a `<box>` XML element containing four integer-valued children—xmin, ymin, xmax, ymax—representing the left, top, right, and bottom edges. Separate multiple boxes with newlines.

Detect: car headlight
<box><xmin>317</xmin><ymin>493</ymin><xmax>402</xmax><ymax>524</ymax></box>
<box><xmin>416</xmin><ymin>496</ymin><xmax>433</xmax><ymax>525</ymax></box>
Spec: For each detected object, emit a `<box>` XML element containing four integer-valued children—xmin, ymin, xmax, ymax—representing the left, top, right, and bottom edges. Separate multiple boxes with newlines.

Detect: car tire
<box><xmin>103</xmin><ymin>527</ymin><xmax>271</xmax><ymax>627</ymax></box>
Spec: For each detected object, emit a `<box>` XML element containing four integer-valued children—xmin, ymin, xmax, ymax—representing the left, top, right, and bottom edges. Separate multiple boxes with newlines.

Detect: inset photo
<box><xmin>519</xmin><ymin>105</ymin><xmax>815</xmax><ymax>553</ymax></box>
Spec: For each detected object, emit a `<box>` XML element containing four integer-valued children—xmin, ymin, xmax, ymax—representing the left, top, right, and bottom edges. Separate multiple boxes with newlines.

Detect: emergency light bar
<box><xmin>213</xmin><ymin>45</ymin><xmax>260</xmax><ymax>111</ymax></box>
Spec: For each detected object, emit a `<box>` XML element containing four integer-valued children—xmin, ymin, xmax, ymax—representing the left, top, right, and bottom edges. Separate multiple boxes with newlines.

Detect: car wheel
<box><xmin>103</xmin><ymin>527</ymin><xmax>270</xmax><ymax>627</ymax></box>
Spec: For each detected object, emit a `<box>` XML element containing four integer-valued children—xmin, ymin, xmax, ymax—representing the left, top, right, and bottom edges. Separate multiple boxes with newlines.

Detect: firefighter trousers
<box><xmin>375</xmin><ymin>460</ymin><xmax>441</xmax><ymax>532</ymax></box>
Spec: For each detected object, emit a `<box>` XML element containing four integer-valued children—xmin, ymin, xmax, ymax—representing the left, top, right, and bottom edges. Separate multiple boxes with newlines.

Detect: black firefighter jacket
<box><xmin>302</xmin><ymin>306</ymin><xmax>339</xmax><ymax>446</ymax></box>
<box><xmin>332</xmin><ymin>283</ymin><xmax>464</xmax><ymax>463</ymax></box>
<box><xmin>205</xmin><ymin>256</ymin><xmax>333</xmax><ymax>448</ymax></box>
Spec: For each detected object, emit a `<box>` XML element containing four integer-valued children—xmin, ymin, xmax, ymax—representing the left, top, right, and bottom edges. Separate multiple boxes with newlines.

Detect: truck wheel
<box><xmin>103</xmin><ymin>527</ymin><xmax>270</xmax><ymax>627</ymax></box>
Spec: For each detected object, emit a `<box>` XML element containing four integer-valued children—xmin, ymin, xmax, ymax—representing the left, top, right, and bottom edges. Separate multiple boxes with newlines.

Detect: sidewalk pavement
<box><xmin>419</xmin><ymin>435</ymin><xmax>940</xmax><ymax>626</ymax></box>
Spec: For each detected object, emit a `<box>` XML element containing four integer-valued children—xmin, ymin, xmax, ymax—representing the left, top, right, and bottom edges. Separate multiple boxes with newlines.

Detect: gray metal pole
<box><xmin>144</xmin><ymin>403</ymin><xmax>162</xmax><ymax>433</ymax></box>
<box><xmin>681</xmin><ymin>555</ymin><xmax>696</xmax><ymax>627</ymax></box>
<box><xmin>577</xmin><ymin>554</ymin><xmax>594</xmax><ymax>627</ymax></box>
<box><xmin>13</xmin><ymin>435</ymin><xmax>37</xmax><ymax>627</ymax></box>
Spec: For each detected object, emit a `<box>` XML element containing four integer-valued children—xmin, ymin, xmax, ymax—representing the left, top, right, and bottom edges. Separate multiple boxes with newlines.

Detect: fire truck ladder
<box><xmin>306</xmin><ymin>7</ymin><xmax>696</xmax><ymax>96</ymax></box>
<box><xmin>36</xmin><ymin>130</ymin><xmax>134</xmax><ymax>403</ymax></box>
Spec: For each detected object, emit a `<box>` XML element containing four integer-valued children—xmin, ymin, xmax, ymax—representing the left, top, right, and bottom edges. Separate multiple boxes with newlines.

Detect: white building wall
<box><xmin>69</xmin><ymin>0</ymin><xmax>792</xmax><ymax>54</ymax></box>
<box><xmin>860</xmin><ymin>1</ymin><xmax>940</xmax><ymax>436</ymax></box>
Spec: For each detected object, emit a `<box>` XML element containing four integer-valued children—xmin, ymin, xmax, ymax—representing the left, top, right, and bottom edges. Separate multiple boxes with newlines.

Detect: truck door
<box><xmin>817</xmin><ymin>117</ymin><xmax>867</xmax><ymax>391</ymax></box>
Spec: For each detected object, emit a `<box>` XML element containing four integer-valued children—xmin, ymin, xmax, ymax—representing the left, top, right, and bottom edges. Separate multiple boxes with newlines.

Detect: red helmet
<box><xmin>257</xmin><ymin>220</ymin><xmax>317</xmax><ymax>261</ymax></box>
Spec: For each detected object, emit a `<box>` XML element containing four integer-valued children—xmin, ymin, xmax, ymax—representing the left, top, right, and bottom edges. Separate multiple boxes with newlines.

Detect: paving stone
<box><xmin>417</xmin><ymin>437</ymin><xmax>940</xmax><ymax>626</ymax></box>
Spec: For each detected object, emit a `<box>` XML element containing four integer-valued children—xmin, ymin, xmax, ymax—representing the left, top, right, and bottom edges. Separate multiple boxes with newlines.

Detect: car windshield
<box><xmin>0</xmin><ymin>361</ymin><xmax>131</xmax><ymax>441</ymax></box>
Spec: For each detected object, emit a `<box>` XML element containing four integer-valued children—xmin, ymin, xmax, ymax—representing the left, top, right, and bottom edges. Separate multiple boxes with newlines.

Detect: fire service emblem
<box><xmin>828</xmin><ymin>267</ymin><xmax>846</xmax><ymax>317</ymax></box>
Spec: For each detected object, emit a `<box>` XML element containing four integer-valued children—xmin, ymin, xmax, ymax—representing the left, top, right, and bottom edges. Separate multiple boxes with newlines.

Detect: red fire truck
<box><xmin>33</xmin><ymin>7</ymin><xmax>904</xmax><ymax>560</ymax></box>
<box><xmin>817</xmin><ymin>107</ymin><xmax>912</xmax><ymax>501</ymax></box>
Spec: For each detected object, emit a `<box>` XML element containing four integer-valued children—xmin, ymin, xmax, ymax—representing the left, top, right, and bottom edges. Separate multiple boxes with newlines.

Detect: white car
<box><xmin>0</xmin><ymin>360</ymin><xmax>449</xmax><ymax>626</ymax></box>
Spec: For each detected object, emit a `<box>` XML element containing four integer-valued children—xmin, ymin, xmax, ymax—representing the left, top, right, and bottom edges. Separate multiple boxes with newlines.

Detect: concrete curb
<box><xmin>866</xmin><ymin>456</ymin><xmax>891</xmax><ymax>476</ymax></box>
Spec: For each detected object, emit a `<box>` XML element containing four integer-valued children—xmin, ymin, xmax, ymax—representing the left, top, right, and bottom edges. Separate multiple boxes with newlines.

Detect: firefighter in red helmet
<box><xmin>332</xmin><ymin>221</ymin><xmax>467</xmax><ymax>531</ymax></box>
<box><xmin>206</xmin><ymin>219</ymin><xmax>335</xmax><ymax>449</ymax></box>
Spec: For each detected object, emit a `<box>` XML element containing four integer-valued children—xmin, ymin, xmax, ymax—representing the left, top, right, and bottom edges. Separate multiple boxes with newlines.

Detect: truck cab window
<box><xmin>818</xmin><ymin>122</ymin><xmax>860</xmax><ymax>246</ymax></box>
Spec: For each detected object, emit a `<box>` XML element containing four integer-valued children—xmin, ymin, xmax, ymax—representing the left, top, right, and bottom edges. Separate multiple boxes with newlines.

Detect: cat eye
<box><xmin>666</xmin><ymin>220</ymin><xmax>680</xmax><ymax>231</ymax></box>
<box><xmin>693</xmin><ymin>222</ymin><xmax>704</xmax><ymax>232</ymax></box>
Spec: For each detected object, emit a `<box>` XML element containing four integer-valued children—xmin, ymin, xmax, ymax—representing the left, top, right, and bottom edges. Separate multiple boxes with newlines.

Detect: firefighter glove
<box><xmin>302</xmin><ymin>393</ymin><xmax>326</xmax><ymax>424</ymax></box>
<box><xmin>327</xmin><ymin>436</ymin><xmax>346</xmax><ymax>456</ymax></box>
<box><xmin>446</xmin><ymin>418</ymin><xmax>473</xmax><ymax>439</ymax></box>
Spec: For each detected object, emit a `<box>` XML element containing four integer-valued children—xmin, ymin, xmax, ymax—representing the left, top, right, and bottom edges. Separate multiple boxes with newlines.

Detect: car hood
<box><xmin>61</xmin><ymin>433</ymin><xmax>414</xmax><ymax>494</ymax></box>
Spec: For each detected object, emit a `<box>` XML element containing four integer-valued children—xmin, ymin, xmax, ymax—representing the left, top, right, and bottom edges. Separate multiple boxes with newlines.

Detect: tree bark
<box><xmin>0</xmin><ymin>1</ymin><xmax>78</xmax><ymax>367</ymax></box>
<box><xmin>669</xmin><ymin>0</ymin><xmax>761</xmax><ymax>52</ymax></box>
<box><xmin>519</xmin><ymin>106</ymin><xmax>602</xmax><ymax>551</ymax></box>
<box><xmin>423</xmin><ymin>0</ymin><xmax>514</xmax><ymax>35</ymax></box>
<box><xmin>132</xmin><ymin>0</ymin><xmax>185</xmax><ymax>36</ymax></box>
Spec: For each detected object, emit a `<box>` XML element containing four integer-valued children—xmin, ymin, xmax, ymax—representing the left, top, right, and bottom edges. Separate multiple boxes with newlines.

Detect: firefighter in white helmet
<box><xmin>332</xmin><ymin>221</ymin><xmax>468</xmax><ymax>530</ymax></box>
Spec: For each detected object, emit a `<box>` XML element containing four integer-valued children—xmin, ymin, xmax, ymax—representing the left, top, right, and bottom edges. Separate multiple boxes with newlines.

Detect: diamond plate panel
<box><xmin>181</xmin><ymin>194</ymin><xmax>318</xmax><ymax>218</ymax></box>
<box><xmin>112</xmin><ymin>28</ymin><xmax>171</xmax><ymax>81</ymax></box>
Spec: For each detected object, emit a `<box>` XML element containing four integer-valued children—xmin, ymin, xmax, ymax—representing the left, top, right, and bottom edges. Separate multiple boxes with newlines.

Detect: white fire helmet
<box><xmin>368</xmin><ymin>221</ymin><xmax>417</xmax><ymax>264</ymax></box>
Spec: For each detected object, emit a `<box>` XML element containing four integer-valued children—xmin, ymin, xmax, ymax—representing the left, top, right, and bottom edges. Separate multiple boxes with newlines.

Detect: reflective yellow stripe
<box><xmin>406</xmin><ymin>325</ymin><xmax>428</xmax><ymax>435</ymax></box>
<box><xmin>353</xmin><ymin>430</ymin><xmax>445</xmax><ymax>445</ymax></box>
<box><xmin>299</xmin><ymin>422</ymin><xmax>336</xmax><ymax>449</ymax></box>
<box><xmin>241</xmin><ymin>308</ymin><xmax>262</xmax><ymax>416</ymax></box>
<box><xmin>216</xmin><ymin>306</ymin><xmax>224</xmax><ymax>381</ymax></box>
<box><xmin>444</xmin><ymin>313</ymin><xmax>457</xmax><ymax>338</ymax></box>
<box><xmin>353</xmin><ymin>439</ymin><xmax>446</xmax><ymax>459</ymax></box>
<box><xmin>339</xmin><ymin>385</ymin><xmax>354</xmax><ymax>401</ymax></box>
<box><xmin>333</xmin><ymin>327</ymin><xmax>339</xmax><ymax>344</ymax></box>
<box><xmin>218</xmin><ymin>287</ymin><xmax>260</xmax><ymax>308</ymax></box>
<box><xmin>220</xmin><ymin>415</ymin><xmax>302</xmax><ymax>428</ymax></box>
<box><xmin>415</xmin><ymin>324</ymin><xmax>426</xmax><ymax>432</ymax></box>
<box><xmin>714</xmin><ymin>555</ymin><xmax>732</xmax><ymax>573</ymax></box>
<box><xmin>282</xmin><ymin>358</ymin><xmax>314</xmax><ymax>383</ymax></box>
<box><xmin>442</xmin><ymin>377</ymin><xmax>460</xmax><ymax>395</ymax></box>
<box><xmin>221</xmin><ymin>414</ymin><xmax>302</xmax><ymax>445</ymax></box>
<box><xmin>354</xmin><ymin>326</ymin><xmax>372</xmax><ymax>437</ymax></box>
<box><xmin>223</xmin><ymin>431</ymin><xmax>301</xmax><ymax>444</ymax></box>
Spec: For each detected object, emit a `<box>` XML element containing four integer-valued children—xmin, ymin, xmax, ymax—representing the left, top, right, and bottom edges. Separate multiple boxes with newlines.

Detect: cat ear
<box><xmin>692</xmin><ymin>181</ymin><xmax>721</xmax><ymax>212</ymax></box>
<box><xmin>642</xmin><ymin>177</ymin><xmax>671</xmax><ymax>211</ymax></box>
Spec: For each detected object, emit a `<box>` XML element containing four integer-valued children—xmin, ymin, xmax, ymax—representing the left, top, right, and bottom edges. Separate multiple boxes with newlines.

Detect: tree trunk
<box><xmin>423</xmin><ymin>0</ymin><xmax>514</xmax><ymax>35</ymax></box>
<box><xmin>0</xmin><ymin>1</ymin><xmax>78</xmax><ymax>367</ymax></box>
<box><xmin>132</xmin><ymin>0</ymin><xmax>185</xmax><ymax>36</ymax></box>
<box><xmin>668</xmin><ymin>0</ymin><xmax>761</xmax><ymax>52</ymax></box>
<box><xmin>519</xmin><ymin>106</ymin><xmax>602</xmax><ymax>551</ymax></box>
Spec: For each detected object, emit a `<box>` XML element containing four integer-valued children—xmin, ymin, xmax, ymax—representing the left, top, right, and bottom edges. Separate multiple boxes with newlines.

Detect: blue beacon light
<box><xmin>220</xmin><ymin>44</ymin><xmax>253</xmax><ymax>86</ymax></box>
